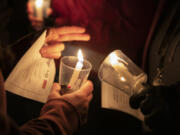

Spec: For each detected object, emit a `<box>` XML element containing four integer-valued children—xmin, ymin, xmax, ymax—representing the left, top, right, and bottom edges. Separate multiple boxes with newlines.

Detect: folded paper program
<box><xmin>5</xmin><ymin>30</ymin><xmax>56</xmax><ymax>103</ymax></box>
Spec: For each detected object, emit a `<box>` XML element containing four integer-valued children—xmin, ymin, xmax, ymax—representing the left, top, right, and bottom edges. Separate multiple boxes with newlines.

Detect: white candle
<box><xmin>68</xmin><ymin>49</ymin><xmax>83</xmax><ymax>89</ymax></box>
<box><xmin>35</xmin><ymin>0</ymin><xmax>43</xmax><ymax>20</ymax></box>
<box><xmin>109</xmin><ymin>52</ymin><xmax>134</xmax><ymax>83</ymax></box>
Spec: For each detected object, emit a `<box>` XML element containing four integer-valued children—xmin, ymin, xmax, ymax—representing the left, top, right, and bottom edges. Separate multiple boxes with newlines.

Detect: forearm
<box><xmin>20</xmin><ymin>99</ymin><xmax>80</xmax><ymax>135</ymax></box>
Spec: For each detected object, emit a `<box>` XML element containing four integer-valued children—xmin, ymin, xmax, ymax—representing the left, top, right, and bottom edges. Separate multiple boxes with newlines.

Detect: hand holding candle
<box><xmin>28</xmin><ymin>0</ymin><xmax>51</xmax><ymax>30</ymax></box>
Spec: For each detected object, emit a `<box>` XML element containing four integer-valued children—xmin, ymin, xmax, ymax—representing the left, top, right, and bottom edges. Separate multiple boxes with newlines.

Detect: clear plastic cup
<box><xmin>59</xmin><ymin>56</ymin><xmax>92</xmax><ymax>94</ymax></box>
<box><xmin>98</xmin><ymin>50</ymin><xmax>147</xmax><ymax>95</ymax></box>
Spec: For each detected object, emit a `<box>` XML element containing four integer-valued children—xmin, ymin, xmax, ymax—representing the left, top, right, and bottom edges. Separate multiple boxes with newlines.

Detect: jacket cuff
<box><xmin>40</xmin><ymin>98</ymin><xmax>80</xmax><ymax>135</ymax></box>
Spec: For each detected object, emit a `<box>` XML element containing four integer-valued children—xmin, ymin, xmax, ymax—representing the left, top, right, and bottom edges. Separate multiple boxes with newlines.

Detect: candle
<box><xmin>109</xmin><ymin>52</ymin><xmax>135</xmax><ymax>83</ymax></box>
<box><xmin>68</xmin><ymin>49</ymin><xmax>83</xmax><ymax>89</ymax></box>
<box><xmin>100</xmin><ymin>50</ymin><xmax>147</xmax><ymax>94</ymax></box>
<box><xmin>35</xmin><ymin>0</ymin><xmax>43</xmax><ymax>20</ymax></box>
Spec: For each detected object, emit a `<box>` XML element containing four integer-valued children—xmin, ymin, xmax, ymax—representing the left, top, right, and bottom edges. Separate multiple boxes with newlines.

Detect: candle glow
<box><xmin>35</xmin><ymin>0</ymin><xmax>43</xmax><ymax>8</ymax></box>
<box><xmin>76</xmin><ymin>50</ymin><xmax>83</xmax><ymax>69</ymax></box>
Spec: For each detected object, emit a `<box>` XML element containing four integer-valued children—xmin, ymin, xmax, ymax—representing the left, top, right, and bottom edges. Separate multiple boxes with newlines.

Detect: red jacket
<box><xmin>52</xmin><ymin>0</ymin><xmax>157</xmax><ymax>65</ymax></box>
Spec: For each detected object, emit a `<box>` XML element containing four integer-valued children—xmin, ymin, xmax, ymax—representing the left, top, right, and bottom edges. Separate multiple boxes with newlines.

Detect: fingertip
<box><xmin>61</xmin><ymin>44</ymin><xmax>65</xmax><ymax>50</ymax></box>
<box><xmin>88</xmin><ymin>93</ymin><xmax>93</xmax><ymax>101</ymax></box>
<box><xmin>79</xmin><ymin>80</ymin><xmax>94</xmax><ymax>95</ymax></box>
<box><xmin>52</xmin><ymin>83</ymin><xmax>61</xmax><ymax>91</ymax></box>
<box><xmin>54</xmin><ymin>52</ymin><xmax>62</xmax><ymax>59</ymax></box>
<box><xmin>47</xmin><ymin>8</ymin><xmax>53</xmax><ymax>16</ymax></box>
<box><xmin>70</xmin><ymin>26</ymin><xmax>86</xmax><ymax>33</ymax></box>
<box><xmin>80</xmin><ymin>27</ymin><xmax>86</xmax><ymax>33</ymax></box>
<box><xmin>86</xmin><ymin>80</ymin><xmax>94</xmax><ymax>91</ymax></box>
<box><xmin>54</xmin><ymin>44</ymin><xmax>65</xmax><ymax>52</ymax></box>
<box><xmin>39</xmin><ymin>47</ymin><xmax>47</xmax><ymax>54</ymax></box>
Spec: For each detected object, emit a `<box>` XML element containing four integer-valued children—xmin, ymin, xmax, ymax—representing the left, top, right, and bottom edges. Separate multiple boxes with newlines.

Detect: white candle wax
<box><xmin>109</xmin><ymin>53</ymin><xmax>134</xmax><ymax>83</ymax></box>
<box><xmin>68</xmin><ymin>50</ymin><xmax>83</xmax><ymax>89</ymax></box>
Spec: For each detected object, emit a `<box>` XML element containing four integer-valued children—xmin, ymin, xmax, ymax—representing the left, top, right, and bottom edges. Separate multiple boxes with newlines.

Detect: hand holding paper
<box><xmin>40</xmin><ymin>26</ymin><xmax>90</xmax><ymax>59</ymax></box>
<box><xmin>5</xmin><ymin>31</ymin><xmax>55</xmax><ymax>103</ymax></box>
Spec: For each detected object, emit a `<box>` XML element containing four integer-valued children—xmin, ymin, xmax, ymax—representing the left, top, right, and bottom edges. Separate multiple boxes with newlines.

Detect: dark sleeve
<box><xmin>0</xmin><ymin>112</ymin><xmax>20</xmax><ymax>135</ymax></box>
<box><xmin>20</xmin><ymin>99</ymin><xmax>80</xmax><ymax>135</ymax></box>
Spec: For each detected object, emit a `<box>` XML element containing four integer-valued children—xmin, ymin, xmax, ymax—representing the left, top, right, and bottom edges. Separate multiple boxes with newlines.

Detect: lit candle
<box><xmin>68</xmin><ymin>49</ymin><xmax>83</xmax><ymax>89</ymax></box>
<box><xmin>109</xmin><ymin>52</ymin><xmax>134</xmax><ymax>83</ymax></box>
<box><xmin>35</xmin><ymin>0</ymin><xmax>43</xmax><ymax>20</ymax></box>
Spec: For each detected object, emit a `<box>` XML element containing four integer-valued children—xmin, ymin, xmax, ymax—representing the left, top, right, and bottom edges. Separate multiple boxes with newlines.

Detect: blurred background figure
<box><xmin>27</xmin><ymin>0</ymin><xmax>53</xmax><ymax>31</ymax></box>
<box><xmin>0</xmin><ymin>0</ymin><xmax>32</xmax><ymax>45</ymax></box>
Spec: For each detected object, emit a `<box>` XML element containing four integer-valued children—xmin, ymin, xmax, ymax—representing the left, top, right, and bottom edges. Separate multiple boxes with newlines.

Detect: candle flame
<box><xmin>77</xmin><ymin>49</ymin><xmax>83</xmax><ymax>62</ymax></box>
<box><xmin>35</xmin><ymin>0</ymin><xmax>43</xmax><ymax>8</ymax></box>
<box><xmin>120</xmin><ymin>76</ymin><xmax>126</xmax><ymax>82</ymax></box>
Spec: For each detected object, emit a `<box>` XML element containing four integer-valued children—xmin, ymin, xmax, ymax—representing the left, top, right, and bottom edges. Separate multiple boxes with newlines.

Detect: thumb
<box><xmin>50</xmin><ymin>83</ymin><xmax>61</xmax><ymax>94</ymax></box>
<box><xmin>48</xmin><ymin>83</ymin><xmax>61</xmax><ymax>100</ymax></box>
<box><xmin>76</xmin><ymin>80</ymin><xmax>93</xmax><ymax>96</ymax></box>
<box><xmin>129</xmin><ymin>89</ymin><xmax>147</xmax><ymax>109</ymax></box>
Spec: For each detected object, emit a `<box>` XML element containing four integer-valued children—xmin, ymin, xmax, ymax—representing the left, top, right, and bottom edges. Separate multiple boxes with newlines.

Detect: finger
<box><xmin>40</xmin><ymin>44</ymin><xmax>65</xmax><ymax>59</ymax></box>
<box><xmin>32</xmin><ymin>21</ymin><xmax>43</xmax><ymax>28</ymax></box>
<box><xmin>29</xmin><ymin>14</ymin><xmax>43</xmax><ymax>22</ymax></box>
<box><xmin>48</xmin><ymin>83</ymin><xmax>61</xmax><ymax>100</ymax></box>
<box><xmin>50</xmin><ymin>83</ymin><xmax>61</xmax><ymax>94</ymax></box>
<box><xmin>140</xmin><ymin>97</ymin><xmax>153</xmax><ymax>115</ymax></box>
<box><xmin>57</xmin><ymin>33</ymin><xmax>90</xmax><ymax>42</ymax></box>
<box><xmin>29</xmin><ymin>15</ymin><xmax>43</xmax><ymax>25</ymax></box>
<box><xmin>41</xmin><ymin>52</ymin><xmax>62</xmax><ymax>59</ymax></box>
<box><xmin>27</xmin><ymin>2</ymin><xmax>33</xmax><ymax>14</ymax></box>
<box><xmin>129</xmin><ymin>89</ymin><xmax>147</xmax><ymax>109</ymax></box>
<box><xmin>77</xmin><ymin>80</ymin><xmax>94</xmax><ymax>96</ymax></box>
<box><xmin>29</xmin><ymin>14</ymin><xmax>37</xmax><ymax>22</ymax></box>
<box><xmin>40</xmin><ymin>44</ymin><xmax>65</xmax><ymax>53</ymax></box>
<box><xmin>46</xmin><ymin>8</ymin><xmax>53</xmax><ymax>16</ymax></box>
<box><xmin>87</xmin><ymin>94</ymin><xmax>93</xmax><ymax>102</ymax></box>
<box><xmin>54</xmin><ymin>26</ymin><xmax>86</xmax><ymax>35</ymax></box>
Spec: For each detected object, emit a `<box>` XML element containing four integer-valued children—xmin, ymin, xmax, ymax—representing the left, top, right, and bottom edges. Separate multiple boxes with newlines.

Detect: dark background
<box><xmin>0</xmin><ymin>0</ymin><xmax>33</xmax><ymax>46</ymax></box>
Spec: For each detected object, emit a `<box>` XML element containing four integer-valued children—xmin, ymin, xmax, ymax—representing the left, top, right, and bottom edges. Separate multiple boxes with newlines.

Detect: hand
<box><xmin>40</xmin><ymin>26</ymin><xmax>90</xmax><ymax>59</ymax></box>
<box><xmin>27</xmin><ymin>1</ymin><xmax>52</xmax><ymax>30</ymax></box>
<box><xmin>129</xmin><ymin>82</ymin><xmax>180</xmax><ymax>132</ymax></box>
<box><xmin>48</xmin><ymin>80</ymin><xmax>94</xmax><ymax>124</ymax></box>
